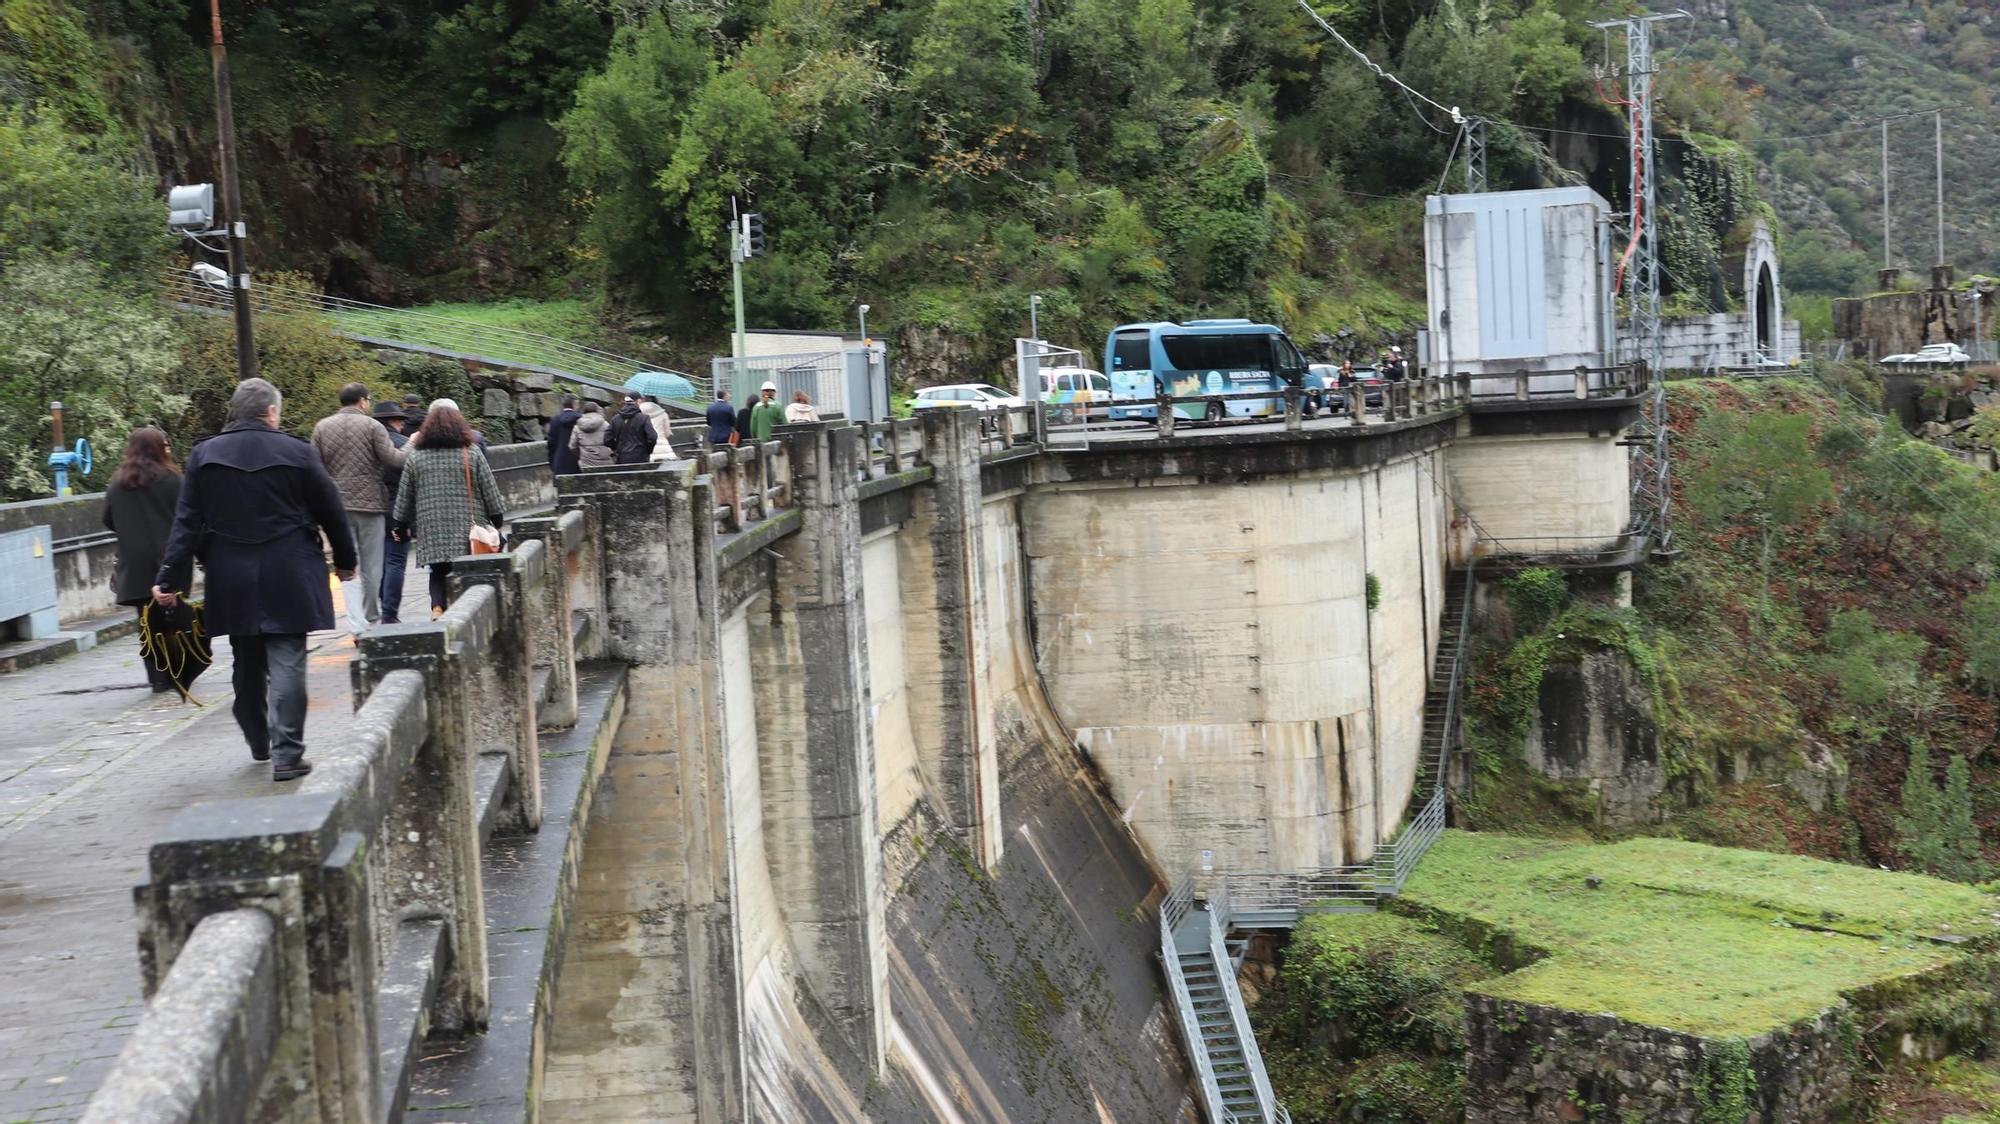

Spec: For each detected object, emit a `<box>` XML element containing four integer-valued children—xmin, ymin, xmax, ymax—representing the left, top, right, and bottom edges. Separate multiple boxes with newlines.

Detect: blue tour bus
<box><xmin>1104</xmin><ymin>319</ymin><xmax>1320</xmax><ymax>422</ymax></box>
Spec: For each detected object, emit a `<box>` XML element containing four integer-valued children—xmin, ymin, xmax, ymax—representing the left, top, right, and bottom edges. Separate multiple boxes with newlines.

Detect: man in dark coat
<box><xmin>547</xmin><ymin>393</ymin><xmax>583</xmax><ymax>474</ymax></box>
<box><xmin>153</xmin><ymin>378</ymin><xmax>356</xmax><ymax>782</ymax></box>
<box><xmin>373</xmin><ymin>402</ymin><xmax>412</xmax><ymax>623</ymax></box>
<box><xmin>607</xmin><ymin>393</ymin><xmax>658</xmax><ymax>466</ymax></box>
<box><xmin>705</xmin><ymin>390</ymin><xmax>737</xmax><ymax>446</ymax></box>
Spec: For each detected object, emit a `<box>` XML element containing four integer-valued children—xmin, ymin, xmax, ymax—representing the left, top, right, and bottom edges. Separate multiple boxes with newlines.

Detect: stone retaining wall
<box><xmin>1465</xmin><ymin>995</ymin><xmax>1854</xmax><ymax>1123</ymax></box>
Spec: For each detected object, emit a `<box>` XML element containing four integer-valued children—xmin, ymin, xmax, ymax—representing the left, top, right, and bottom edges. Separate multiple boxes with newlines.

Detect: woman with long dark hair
<box><xmin>103</xmin><ymin>427</ymin><xmax>183</xmax><ymax>691</ymax></box>
<box><xmin>392</xmin><ymin>401</ymin><xmax>505</xmax><ymax>619</ymax></box>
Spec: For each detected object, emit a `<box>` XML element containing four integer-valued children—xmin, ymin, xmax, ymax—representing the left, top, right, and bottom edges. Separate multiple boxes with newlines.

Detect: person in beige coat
<box><xmin>311</xmin><ymin>382</ymin><xmax>406</xmax><ymax>631</ymax></box>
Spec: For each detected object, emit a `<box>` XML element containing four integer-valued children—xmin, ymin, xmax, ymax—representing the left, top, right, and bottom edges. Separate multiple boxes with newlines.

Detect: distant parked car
<box><xmin>1310</xmin><ymin>363</ymin><xmax>1385</xmax><ymax>409</ymax></box>
<box><xmin>1881</xmin><ymin>343</ymin><xmax>1970</xmax><ymax>365</ymax></box>
<box><xmin>1741</xmin><ymin>351</ymin><xmax>1791</xmax><ymax>368</ymax></box>
<box><xmin>912</xmin><ymin>384</ymin><xmax>1026</xmax><ymax>412</ymax></box>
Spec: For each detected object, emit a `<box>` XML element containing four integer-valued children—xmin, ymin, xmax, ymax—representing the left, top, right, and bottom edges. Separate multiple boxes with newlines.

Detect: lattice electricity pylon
<box><xmin>1593</xmin><ymin>9</ymin><xmax>1690</xmax><ymax>554</ymax></box>
<box><xmin>1464</xmin><ymin>116</ymin><xmax>1488</xmax><ymax>193</ymax></box>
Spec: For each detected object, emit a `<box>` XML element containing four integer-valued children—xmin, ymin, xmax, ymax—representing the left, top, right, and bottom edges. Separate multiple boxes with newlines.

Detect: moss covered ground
<box><xmin>1397</xmin><ymin>831</ymin><xmax>2000</xmax><ymax>1037</ymax></box>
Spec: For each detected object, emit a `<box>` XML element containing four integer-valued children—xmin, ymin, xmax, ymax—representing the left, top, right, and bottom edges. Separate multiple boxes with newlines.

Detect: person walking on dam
<box><xmin>103</xmin><ymin>427</ymin><xmax>183</xmax><ymax>693</ymax></box>
<box><xmin>749</xmin><ymin>380</ymin><xmax>785</xmax><ymax>441</ymax></box>
<box><xmin>394</xmin><ymin>402</ymin><xmax>506</xmax><ymax>621</ymax></box>
<box><xmin>607</xmin><ymin>393</ymin><xmax>658</xmax><ymax>466</ymax></box>
<box><xmin>312</xmin><ymin>381</ymin><xmax>406</xmax><ymax>633</ymax></box>
<box><xmin>570</xmin><ymin>401</ymin><xmax>613</xmax><ymax>470</ymax></box>
<box><xmin>372</xmin><ymin>401</ymin><xmax>412</xmax><ymax>623</ymax></box>
<box><xmin>547</xmin><ymin>393</ymin><xmax>583</xmax><ymax>475</ymax></box>
<box><xmin>153</xmin><ymin>377</ymin><xmax>356</xmax><ymax>782</ymax></box>
<box><xmin>707</xmin><ymin>390</ymin><xmax>737</xmax><ymax>446</ymax></box>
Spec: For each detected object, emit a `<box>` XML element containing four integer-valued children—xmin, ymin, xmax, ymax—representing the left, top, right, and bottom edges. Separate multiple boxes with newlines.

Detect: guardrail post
<box><xmin>125</xmin><ymin>793</ymin><xmax>375</xmax><ymax>1123</ymax></box>
<box><xmin>1282</xmin><ymin>386</ymin><xmax>1303</xmax><ymax>431</ymax></box>
<box><xmin>351</xmin><ymin>617</ymin><xmax>493</xmax><ymax>1035</ymax></box>
<box><xmin>509</xmin><ymin>510</ymin><xmax>583</xmax><ymax>728</ymax></box>
<box><xmin>447</xmin><ymin>547</ymin><xmax>546</xmax><ymax>832</ymax></box>
<box><xmin>1348</xmin><ymin>384</ymin><xmax>1368</xmax><ymax>424</ymax></box>
<box><xmin>1574</xmin><ymin>365</ymin><xmax>1590</xmax><ymax>400</ymax></box>
<box><xmin>1156</xmin><ymin>390</ymin><xmax>1175</xmax><ymax>437</ymax></box>
<box><xmin>1456</xmin><ymin>371</ymin><xmax>1471</xmax><ymax>405</ymax></box>
<box><xmin>1514</xmin><ymin>369</ymin><xmax>1530</xmax><ymax>401</ymax></box>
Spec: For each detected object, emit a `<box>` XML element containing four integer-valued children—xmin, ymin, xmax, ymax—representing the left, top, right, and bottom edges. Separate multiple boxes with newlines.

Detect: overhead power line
<box><xmin>1293</xmin><ymin>0</ymin><xmax>1454</xmax><ymax>135</ymax></box>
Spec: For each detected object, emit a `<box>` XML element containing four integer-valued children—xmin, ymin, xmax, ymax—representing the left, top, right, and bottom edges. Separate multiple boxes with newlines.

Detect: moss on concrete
<box><xmin>1397</xmin><ymin>831</ymin><xmax>2000</xmax><ymax>1037</ymax></box>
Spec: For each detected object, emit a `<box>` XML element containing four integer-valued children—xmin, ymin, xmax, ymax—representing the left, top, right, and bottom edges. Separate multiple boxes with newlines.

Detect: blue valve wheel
<box><xmin>74</xmin><ymin>436</ymin><xmax>92</xmax><ymax>477</ymax></box>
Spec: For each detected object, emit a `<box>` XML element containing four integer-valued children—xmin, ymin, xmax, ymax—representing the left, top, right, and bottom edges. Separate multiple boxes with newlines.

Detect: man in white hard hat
<box><xmin>749</xmin><ymin>380</ymin><xmax>785</xmax><ymax>441</ymax></box>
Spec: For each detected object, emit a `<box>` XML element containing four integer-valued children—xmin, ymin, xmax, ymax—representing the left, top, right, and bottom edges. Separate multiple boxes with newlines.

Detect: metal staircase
<box><xmin>1158</xmin><ymin>568</ymin><xmax>1476</xmax><ymax>1123</ymax></box>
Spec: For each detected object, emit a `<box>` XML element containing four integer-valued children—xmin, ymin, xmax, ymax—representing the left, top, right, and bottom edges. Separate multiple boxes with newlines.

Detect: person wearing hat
<box><xmin>372</xmin><ymin>401</ymin><xmax>412</xmax><ymax>623</ymax></box>
<box><xmin>749</xmin><ymin>380</ymin><xmax>785</xmax><ymax>442</ymax></box>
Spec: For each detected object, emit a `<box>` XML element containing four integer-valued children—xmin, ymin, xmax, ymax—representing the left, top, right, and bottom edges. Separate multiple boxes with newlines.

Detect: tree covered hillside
<box><xmin>3</xmin><ymin>0</ymin><xmax>1775</xmax><ymax>378</ymax></box>
<box><xmin>1678</xmin><ymin>0</ymin><xmax>2000</xmax><ymax>299</ymax></box>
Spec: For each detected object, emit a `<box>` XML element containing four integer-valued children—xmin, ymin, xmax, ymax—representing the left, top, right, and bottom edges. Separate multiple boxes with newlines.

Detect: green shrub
<box><xmin>1502</xmin><ymin>568</ymin><xmax>1567</xmax><ymax>634</ymax></box>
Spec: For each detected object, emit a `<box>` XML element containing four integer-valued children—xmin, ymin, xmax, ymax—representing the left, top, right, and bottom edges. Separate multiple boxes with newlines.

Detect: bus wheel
<box><xmin>1204</xmin><ymin>399</ymin><xmax>1224</xmax><ymax>423</ymax></box>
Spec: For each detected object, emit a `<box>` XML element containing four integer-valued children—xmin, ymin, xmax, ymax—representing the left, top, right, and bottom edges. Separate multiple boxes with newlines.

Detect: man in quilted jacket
<box><xmin>312</xmin><ymin>382</ymin><xmax>406</xmax><ymax>632</ymax></box>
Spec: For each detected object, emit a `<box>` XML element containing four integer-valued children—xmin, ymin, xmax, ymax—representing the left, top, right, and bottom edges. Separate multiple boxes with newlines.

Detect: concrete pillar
<box><xmin>901</xmin><ymin>409</ymin><xmax>1001</xmax><ymax>868</ymax></box>
<box><xmin>752</xmin><ymin>422</ymin><xmax>888</xmax><ymax>1071</ymax></box>
<box><xmin>447</xmin><ymin>544</ymin><xmax>545</xmax><ymax>832</ymax></box>
<box><xmin>350</xmin><ymin>611</ymin><xmax>495</xmax><ymax>1035</ymax></box>
<box><xmin>553</xmin><ymin>464</ymin><xmax>746</xmax><ymax>1120</ymax></box>
<box><xmin>508</xmin><ymin>509</ymin><xmax>584</xmax><ymax>728</ymax></box>
<box><xmin>133</xmin><ymin>793</ymin><xmax>378</xmax><ymax>1123</ymax></box>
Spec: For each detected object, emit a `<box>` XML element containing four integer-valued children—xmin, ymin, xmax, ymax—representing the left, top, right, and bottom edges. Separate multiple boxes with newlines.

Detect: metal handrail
<box><xmin>1159</xmin><ymin>906</ymin><xmax>1229</xmax><ymax>1119</ymax></box>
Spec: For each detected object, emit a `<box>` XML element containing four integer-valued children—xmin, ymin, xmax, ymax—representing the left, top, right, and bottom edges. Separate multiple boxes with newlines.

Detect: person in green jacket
<box><xmin>749</xmin><ymin>380</ymin><xmax>787</xmax><ymax>441</ymax></box>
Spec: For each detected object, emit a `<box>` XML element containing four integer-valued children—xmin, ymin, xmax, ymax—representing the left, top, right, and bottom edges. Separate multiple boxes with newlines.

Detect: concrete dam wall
<box><xmin>1027</xmin><ymin>448</ymin><xmax>1450</xmax><ymax>874</ymax></box>
<box><xmin>527</xmin><ymin>406</ymin><xmax>1632</xmax><ymax>1121</ymax></box>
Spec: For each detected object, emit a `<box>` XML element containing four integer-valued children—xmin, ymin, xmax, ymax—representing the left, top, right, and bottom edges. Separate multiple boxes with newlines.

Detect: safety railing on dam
<box><xmin>83</xmin><ymin>513</ymin><xmax>591</xmax><ymax>1122</ymax></box>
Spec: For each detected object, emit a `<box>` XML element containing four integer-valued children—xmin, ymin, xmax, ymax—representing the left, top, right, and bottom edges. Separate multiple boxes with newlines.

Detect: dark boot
<box><xmin>272</xmin><ymin>759</ymin><xmax>312</xmax><ymax>782</ymax></box>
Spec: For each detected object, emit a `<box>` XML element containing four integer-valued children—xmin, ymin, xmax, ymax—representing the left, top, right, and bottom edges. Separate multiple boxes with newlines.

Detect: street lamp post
<box><xmin>1029</xmin><ymin>294</ymin><xmax>1042</xmax><ymax>345</ymax></box>
<box><xmin>858</xmin><ymin>303</ymin><xmax>870</xmax><ymax>345</ymax></box>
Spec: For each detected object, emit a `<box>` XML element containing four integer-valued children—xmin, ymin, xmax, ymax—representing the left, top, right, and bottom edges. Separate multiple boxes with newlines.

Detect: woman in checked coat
<box><xmin>392</xmin><ymin>401</ymin><xmax>505</xmax><ymax>620</ymax></box>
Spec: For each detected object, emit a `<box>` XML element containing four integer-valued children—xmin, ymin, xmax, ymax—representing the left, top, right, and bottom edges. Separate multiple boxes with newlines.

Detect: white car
<box><xmin>1881</xmin><ymin>343</ymin><xmax>1970</xmax><ymax>365</ymax></box>
<box><xmin>911</xmin><ymin>383</ymin><xmax>1026</xmax><ymax>412</ymax></box>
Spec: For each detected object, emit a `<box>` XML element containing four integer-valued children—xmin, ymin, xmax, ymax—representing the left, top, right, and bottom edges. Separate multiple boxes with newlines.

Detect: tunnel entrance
<box><xmin>1755</xmin><ymin>262</ymin><xmax>1776</xmax><ymax>355</ymax></box>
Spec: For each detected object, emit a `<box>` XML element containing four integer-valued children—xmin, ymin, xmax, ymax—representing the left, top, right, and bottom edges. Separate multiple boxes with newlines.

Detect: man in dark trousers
<box><xmin>706</xmin><ymin>390</ymin><xmax>737</xmax><ymax>446</ymax></box>
<box><xmin>373</xmin><ymin>401</ymin><xmax>411</xmax><ymax>623</ymax></box>
<box><xmin>547</xmin><ymin>393</ymin><xmax>582</xmax><ymax>474</ymax></box>
<box><xmin>153</xmin><ymin>378</ymin><xmax>356</xmax><ymax>782</ymax></box>
<box><xmin>607</xmin><ymin>393</ymin><xmax>658</xmax><ymax>466</ymax></box>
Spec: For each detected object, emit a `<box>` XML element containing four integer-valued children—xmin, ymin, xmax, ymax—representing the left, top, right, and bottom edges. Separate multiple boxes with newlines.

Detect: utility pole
<box><xmin>1882</xmin><ymin>117</ymin><xmax>1892</xmax><ymax>273</ymax></box>
<box><xmin>728</xmin><ymin>194</ymin><xmax>744</xmax><ymax>368</ymax></box>
<box><xmin>1463</xmin><ymin>115</ymin><xmax>1488</xmax><ymax>193</ymax></box>
<box><xmin>1935</xmin><ymin>108</ymin><xmax>1946</xmax><ymax>268</ymax></box>
<box><xmin>209</xmin><ymin>0</ymin><xmax>257</xmax><ymax>380</ymax></box>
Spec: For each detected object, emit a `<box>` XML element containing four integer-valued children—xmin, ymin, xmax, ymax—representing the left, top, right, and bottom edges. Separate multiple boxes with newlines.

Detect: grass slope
<box><xmin>1398</xmin><ymin>831</ymin><xmax>1999</xmax><ymax>1037</ymax></box>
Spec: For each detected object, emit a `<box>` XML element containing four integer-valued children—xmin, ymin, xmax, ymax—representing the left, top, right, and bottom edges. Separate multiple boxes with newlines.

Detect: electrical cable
<box><xmin>1294</xmin><ymin>0</ymin><xmax>1454</xmax><ymax>134</ymax></box>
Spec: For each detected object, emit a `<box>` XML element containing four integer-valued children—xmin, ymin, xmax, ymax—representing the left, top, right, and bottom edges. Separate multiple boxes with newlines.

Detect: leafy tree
<box><xmin>557</xmin><ymin>15</ymin><xmax>713</xmax><ymax>301</ymax></box>
<box><xmin>0</xmin><ymin>254</ymin><xmax>181</xmax><ymax>499</ymax></box>
<box><xmin>907</xmin><ymin>0</ymin><xmax>1040</xmax><ymax>156</ymax></box>
<box><xmin>1961</xmin><ymin>585</ymin><xmax>2000</xmax><ymax>692</ymax></box>
<box><xmin>0</xmin><ymin>112</ymin><xmax>171</xmax><ymax>281</ymax></box>
<box><xmin>1822</xmin><ymin>609</ymin><xmax>1932</xmax><ymax>724</ymax></box>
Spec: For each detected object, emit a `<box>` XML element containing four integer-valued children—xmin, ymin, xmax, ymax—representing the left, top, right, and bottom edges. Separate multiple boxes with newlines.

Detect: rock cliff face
<box><xmin>1833</xmin><ymin>286</ymin><xmax>1995</xmax><ymax>359</ymax></box>
<box><xmin>163</xmin><ymin>119</ymin><xmax>576</xmax><ymax>302</ymax></box>
<box><xmin>1524</xmin><ymin>647</ymin><xmax>1664</xmax><ymax>826</ymax></box>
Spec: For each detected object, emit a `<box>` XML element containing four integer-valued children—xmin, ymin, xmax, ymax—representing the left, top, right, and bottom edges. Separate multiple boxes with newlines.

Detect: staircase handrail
<box><xmin>1158</xmin><ymin>906</ymin><xmax>1229</xmax><ymax>1119</ymax></box>
<box><xmin>1205</xmin><ymin>904</ymin><xmax>1280</xmax><ymax>1123</ymax></box>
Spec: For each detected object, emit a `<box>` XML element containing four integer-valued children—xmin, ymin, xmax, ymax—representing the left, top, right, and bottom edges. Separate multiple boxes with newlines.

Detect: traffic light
<box><xmin>740</xmin><ymin>212</ymin><xmax>767</xmax><ymax>259</ymax></box>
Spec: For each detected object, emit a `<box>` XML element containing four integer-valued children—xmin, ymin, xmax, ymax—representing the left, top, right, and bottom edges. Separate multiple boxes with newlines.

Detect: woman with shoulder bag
<box><xmin>392</xmin><ymin>401</ymin><xmax>506</xmax><ymax>620</ymax></box>
<box><xmin>103</xmin><ymin>427</ymin><xmax>185</xmax><ymax>691</ymax></box>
